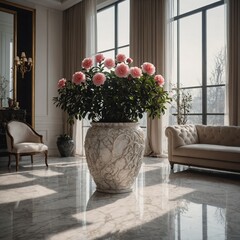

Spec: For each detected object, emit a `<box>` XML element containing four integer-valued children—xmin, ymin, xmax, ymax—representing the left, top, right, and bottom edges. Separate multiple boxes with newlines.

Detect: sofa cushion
<box><xmin>196</xmin><ymin>125</ymin><xmax>240</xmax><ymax>147</ymax></box>
<box><xmin>174</xmin><ymin>144</ymin><xmax>240</xmax><ymax>162</ymax></box>
<box><xmin>165</xmin><ymin>125</ymin><xmax>199</xmax><ymax>148</ymax></box>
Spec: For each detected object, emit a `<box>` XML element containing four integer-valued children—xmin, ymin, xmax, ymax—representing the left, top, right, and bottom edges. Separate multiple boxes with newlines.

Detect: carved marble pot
<box><xmin>84</xmin><ymin>122</ymin><xmax>145</xmax><ymax>193</ymax></box>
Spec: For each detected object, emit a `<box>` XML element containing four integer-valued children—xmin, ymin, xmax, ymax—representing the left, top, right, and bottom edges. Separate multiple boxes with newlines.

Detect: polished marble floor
<box><xmin>0</xmin><ymin>155</ymin><xmax>239</xmax><ymax>240</ymax></box>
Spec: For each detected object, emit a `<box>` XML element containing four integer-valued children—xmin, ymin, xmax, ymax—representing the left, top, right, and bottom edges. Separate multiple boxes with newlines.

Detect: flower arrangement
<box><xmin>53</xmin><ymin>53</ymin><xmax>171</xmax><ymax>124</ymax></box>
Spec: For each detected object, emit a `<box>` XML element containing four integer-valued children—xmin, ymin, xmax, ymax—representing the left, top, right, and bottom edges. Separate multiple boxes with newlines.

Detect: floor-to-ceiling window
<box><xmin>170</xmin><ymin>0</ymin><xmax>226</xmax><ymax>125</ymax></box>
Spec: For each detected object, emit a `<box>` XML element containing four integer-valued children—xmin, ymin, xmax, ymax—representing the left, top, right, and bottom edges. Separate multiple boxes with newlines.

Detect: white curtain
<box><xmin>63</xmin><ymin>0</ymin><xmax>96</xmax><ymax>155</ymax></box>
<box><xmin>130</xmin><ymin>0</ymin><xmax>171</xmax><ymax>157</ymax></box>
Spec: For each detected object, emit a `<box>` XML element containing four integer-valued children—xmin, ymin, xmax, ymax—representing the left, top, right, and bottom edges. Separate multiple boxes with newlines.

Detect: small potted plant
<box><xmin>56</xmin><ymin>134</ymin><xmax>74</xmax><ymax>157</ymax></box>
<box><xmin>171</xmin><ymin>87</ymin><xmax>192</xmax><ymax>125</ymax></box>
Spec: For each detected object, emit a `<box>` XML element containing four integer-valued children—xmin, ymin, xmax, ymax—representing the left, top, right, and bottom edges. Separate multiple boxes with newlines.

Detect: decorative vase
<box><xmin>57</xmin><ymin>138</ymin><xmax>75</xmax><ymax>157</ymax></box>
<box><xmin>84</xmin><ymin>122</ymin><xmax>145</xmax><ymax>193</ymax></box>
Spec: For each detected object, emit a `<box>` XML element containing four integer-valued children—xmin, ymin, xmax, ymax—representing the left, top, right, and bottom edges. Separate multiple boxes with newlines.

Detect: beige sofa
<box><xmin>165</xmin><ymin>124</ymin><xmax>240</xmax><ymax>173</ymax></box>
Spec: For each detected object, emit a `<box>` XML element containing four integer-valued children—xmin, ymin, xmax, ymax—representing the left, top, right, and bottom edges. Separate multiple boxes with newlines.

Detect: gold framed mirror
<box><xmin>0</xmin><ymin>1</ymin><xmax>35</xmax><ymax>127</ymax></box>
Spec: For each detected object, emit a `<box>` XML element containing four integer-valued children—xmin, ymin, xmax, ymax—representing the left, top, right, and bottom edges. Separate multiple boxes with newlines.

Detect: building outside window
<box><xmin>170</xmin><ymin>0</ymin><xmax>226</xmax><ymax>126</ymax></box>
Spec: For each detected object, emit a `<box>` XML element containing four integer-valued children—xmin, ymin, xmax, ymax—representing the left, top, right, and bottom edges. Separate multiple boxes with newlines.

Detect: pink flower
<box><xmin>116</xmin><ymin>53</ymin><xmax>126</xmax><ymax>63</ymax></box>
<box><xmin>82</xmin><ymin>58</ymin><xmax>93</xmax><ymax>70</ymax></box>
<box><xmin>58</xmin><ymin>78</ymin><xmax>67</xmax><ymax>88</ymax></box>
<box><xmin>58</xmin><ymin>78</ymin><xmax>66</xmax><ymax>88</ymax></box>
<box><xmin>95</xmin><ymin>53</ymin><xmax>105</xmax><ymax>63</ymax></box>
<box><xmin>104</xmin><ymin>58</ymin><xmax>115</xmax><ymax>69</ymax></box>
<box><xmin>115</xmin><ymin>63</ymin><xmax>130</xmax><ymax>78</ymax></box>
<box><xmin>142</xmin><ymin>62</ymin><xmax>155</xmax><ymax>75</ymax></box>
<box><xmin>130</xmin><ymin>67</ymin><xmax>142</xmax><ymax>78</ymax></box>
<box><xmin>72</xmin><ymin>71</ymin><xmax>86</xmax><ymax>84</ymax></box>
<box><xmin>126</xmin><ymin>57</ymin><xmax>133</xmax><ymax>64</ymax></box>
<box><xmin>154</xmin><ymin>75</ymin><xmax>165</xmax><ymax>86</ymax></box>
<box><xmin>92</xmin><ymin>73</ymin><xmax>106</xmax><ymax>86</ymax></box>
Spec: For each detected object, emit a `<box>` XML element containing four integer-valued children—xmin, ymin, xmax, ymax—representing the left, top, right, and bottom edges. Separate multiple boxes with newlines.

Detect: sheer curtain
<box><xmin>226</xmin><ymin>0</ymin><xmax>240</xmax><ymax>126</ymax></box>
<box><xmin>63</xmin><ymin>0</ymin><xmax>96</xmax><ymax>155</ymax></box>
<box><xmin>130</xmin><ymin>0</ymin><xmax>171</xmax><ymax>156</ymax></box>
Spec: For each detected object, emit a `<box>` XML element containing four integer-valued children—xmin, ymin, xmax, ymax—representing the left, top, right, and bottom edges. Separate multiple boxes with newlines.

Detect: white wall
<box><xmin>35</xmin><ymin>5</ymin><xmax>63</xmax><ymax>156</ymax></box>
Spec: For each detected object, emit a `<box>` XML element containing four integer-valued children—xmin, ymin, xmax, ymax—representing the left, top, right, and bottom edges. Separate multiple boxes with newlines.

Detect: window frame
<box><xmin>173</xmin><ymin>0</ymin><xmax>225</xmax><ymax>125</ymax></box>
<box><xmin>97</xmin><ymin>0</ymin><xmax>130</xmax><ymax>57</ymax></box>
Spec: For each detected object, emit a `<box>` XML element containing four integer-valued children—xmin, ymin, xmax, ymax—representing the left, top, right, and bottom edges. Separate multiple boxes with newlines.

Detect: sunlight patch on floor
<box><xmin>0</xmin><ymin>185</ymin><xmax>56</xmax><ymax>204</ymax></box>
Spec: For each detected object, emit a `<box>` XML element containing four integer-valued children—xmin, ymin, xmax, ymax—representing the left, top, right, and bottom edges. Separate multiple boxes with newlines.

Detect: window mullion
<box><xmin>176</xmin><ymin>0</ymin><xmax>180</xmax><ymax>107</ymax></box>
<box><xmin>202</xmin><ymin>10</ymin><xmax>207</xmax><ymax>124</ymax></box>
<box><xmin>177</xmin><ymin>18</ymin><xmax>180</xmax><ymax>109</ymax></box>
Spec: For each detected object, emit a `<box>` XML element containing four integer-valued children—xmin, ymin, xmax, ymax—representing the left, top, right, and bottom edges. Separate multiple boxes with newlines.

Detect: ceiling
<box><xmin>14</xmin><ymin>0</ymin><xmax>83</xmax><ymax>11</ymax></box>
<box><xmin>32</xmin><ymin>0</ymin><xmax>82</xmax><ymax>10</ymax></box>
<box><xmin>7</xmin><ymin>0</ymin><xmax>112</xmax><ymax>11</ymax></box>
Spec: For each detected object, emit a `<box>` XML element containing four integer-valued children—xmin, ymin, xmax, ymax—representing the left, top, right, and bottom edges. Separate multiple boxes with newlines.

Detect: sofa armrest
<box><xmin>165</xmin><ymin>125</ymin><xmax>199</xmax><ymax>162</ymax></box>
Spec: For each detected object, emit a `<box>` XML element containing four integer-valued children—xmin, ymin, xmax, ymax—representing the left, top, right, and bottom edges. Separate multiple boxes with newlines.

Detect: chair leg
<box><xmin>15</xmin><ymin>154</ymin><xmax>20</xmax><ymax>171</ymax></box>
<box><xmin>31</xmin><ymin>154</ymin><xmax>33</xmax><ymax>164</ymax></box>
<box><xmin>8</xmin><ymin>154</ymin><xmax>11</xmax><ymax>168</ymax></box>
<box><xmin>44</xmin><ymin>150</ymin><xmax>48</xmax><ymax>167</ymax></box>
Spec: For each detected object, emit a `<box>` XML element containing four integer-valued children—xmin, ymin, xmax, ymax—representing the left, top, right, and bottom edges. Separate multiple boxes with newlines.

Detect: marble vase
<box><xmin>84</xmin><ymin>122</ymin><xmax>145</xmax><ymax>193</ymax></box>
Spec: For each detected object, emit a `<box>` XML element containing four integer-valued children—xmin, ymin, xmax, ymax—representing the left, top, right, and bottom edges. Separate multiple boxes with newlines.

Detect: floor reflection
<box><xmin>0</xmin><ymin>156</ymin><xmax>239</xmax><ymax>239</ymax></box>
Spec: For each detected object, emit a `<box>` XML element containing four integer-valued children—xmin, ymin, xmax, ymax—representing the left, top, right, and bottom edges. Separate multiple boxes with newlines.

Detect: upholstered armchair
<box><xmin>5</xmin><ymin>120</ymin><xmax>48</xmax><ymax>171</ymax></box>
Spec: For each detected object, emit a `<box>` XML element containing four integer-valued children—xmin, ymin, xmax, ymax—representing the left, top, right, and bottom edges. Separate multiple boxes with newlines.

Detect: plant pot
<box><xmin>84</xmin><ymin>122</ymin><xmax>145</xmax><ymax>193</ymax></box>
<box><xmin>57</xmin><ymin>138</ymin><xmax>75</xmax><ymax>157</ymax></box>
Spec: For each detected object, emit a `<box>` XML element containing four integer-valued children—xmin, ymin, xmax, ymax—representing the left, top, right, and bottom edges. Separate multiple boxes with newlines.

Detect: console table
<box><xmin>0</xmin><ymin>109</ymin><xmax>26</xmax><ymax>154</ymax></box>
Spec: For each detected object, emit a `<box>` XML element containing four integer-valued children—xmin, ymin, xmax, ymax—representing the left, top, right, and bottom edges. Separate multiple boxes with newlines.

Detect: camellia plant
<box><xmin>53</xmin><ymin>53</ymin><xmax>171</xmax><ymax>124</ymax></box>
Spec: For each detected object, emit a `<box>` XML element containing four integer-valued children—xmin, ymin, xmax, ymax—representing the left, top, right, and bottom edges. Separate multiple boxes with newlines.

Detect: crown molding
<box><xmin>3</xmin><ymin>0</ymin><xmax>83</xmax><ymax>11</ymax></box>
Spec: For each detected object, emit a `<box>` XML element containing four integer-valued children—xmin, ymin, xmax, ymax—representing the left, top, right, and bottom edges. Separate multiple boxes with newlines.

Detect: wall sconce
<box><xmin>15</xmin><ymin>52</ymin><xmax>33</xmax><ymax>79</ymax></box>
